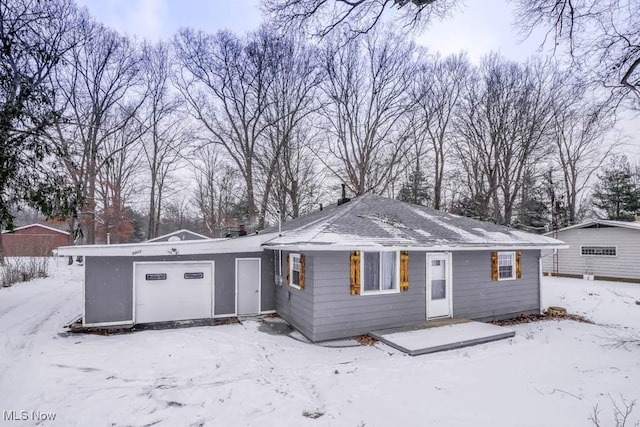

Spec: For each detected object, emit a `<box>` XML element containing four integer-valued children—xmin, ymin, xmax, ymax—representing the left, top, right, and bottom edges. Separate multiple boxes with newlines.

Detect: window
<box><xmin>498</xmin><ymin>252</ymin><xmax>515</xmax><ymax>281</ymax></box>
<box><xmin>362</xmin><ymin>251</ymin><xmax>398</xmax><ymax>293</ymax></box>
<box><xmin>290</xmin><ymin>253</ymin><xmax>301</xmax><ymax>288</ymax></box>
<box><xmin>581</xmin><ymin>246</ymin><xmax>617</xmax><ymax>256</ymax></box>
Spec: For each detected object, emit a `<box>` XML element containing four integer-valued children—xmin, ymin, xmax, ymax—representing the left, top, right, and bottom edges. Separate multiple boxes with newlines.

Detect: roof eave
<box><xmin>55</xmin><ymin>233</ymin><xmax>279</xmax><ymax>257</ymax></box>
<box><xmin>262</xmin><ymin>243</ymin><xmax>569</xmax><ymax>252</ymax></box>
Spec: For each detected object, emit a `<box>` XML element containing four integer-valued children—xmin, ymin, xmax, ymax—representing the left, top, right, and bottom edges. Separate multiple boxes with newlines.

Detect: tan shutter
<box><xmin>286</xmin><ymin>253</ymin><xmax>290</xmax><ymax>285</ymax></box>
<box><xmin>299</xmin><ymin>254</ymin><xmax>305</xmax><ymax>289</ymax></box>
<box><xmin>516</xmin><ymin>251</ymin><xmax>522</xmax><ymax>279</ymax></box>
<box><xmin>491</xmin><ymin>251</ymin><xmax>498</xmax><ymax>281</ymax></box>
<box><xmin>400</xmin><ymin>251</ymin><xmax>409</xmax><ymax>291</ymax></box>
<box><xmin>350</xmin><ymin>251</ymin><xmax>361</xmax><ymax>295</ymax></box>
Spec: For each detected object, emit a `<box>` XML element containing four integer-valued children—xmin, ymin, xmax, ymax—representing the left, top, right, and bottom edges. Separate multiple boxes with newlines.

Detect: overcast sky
<box><xmin>74</xmin><ymin>0</ymin><xmax>637</xmax><ymax>157</ymax></box>
<box><xmin>74</xmin><ymin>0</ymin><xmax>546</xmax><ymax>62</ymax></box>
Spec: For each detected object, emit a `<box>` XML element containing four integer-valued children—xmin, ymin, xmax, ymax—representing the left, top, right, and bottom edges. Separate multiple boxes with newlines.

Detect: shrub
<box><xmin>1</xmin><ymin>257</ymin><xmax>49</xmax><ymax>287</ymax></box>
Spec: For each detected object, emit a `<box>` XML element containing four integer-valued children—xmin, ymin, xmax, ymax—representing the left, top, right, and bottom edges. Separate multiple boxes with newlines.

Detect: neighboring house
<box><xmin>56</xmin><ymin>195</ymin><xmax>564</xmax><ymax>340</ymax></box>
<box><xmin>541</xmin><ymin>220</ymin><xmax>640</xmax><ymax>282</ymax></box>
<box><xmin>146</xmin><ymin>229</ymin><xmax>211</xmax><ymax>243</ymax></box>
<box><xmin>2</xmin><ymin>224</ymin><xmax>70</xmax><ymax>257</ymax></box>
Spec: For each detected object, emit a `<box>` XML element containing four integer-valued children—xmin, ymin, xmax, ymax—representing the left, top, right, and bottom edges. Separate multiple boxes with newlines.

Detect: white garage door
<box><xmin>134</xmin><ymin>262</ymin><xmax>214</xmax><ymax>324</ymax></box>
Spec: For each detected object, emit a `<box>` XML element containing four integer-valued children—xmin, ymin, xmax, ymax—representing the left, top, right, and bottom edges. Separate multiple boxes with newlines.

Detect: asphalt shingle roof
<box><xmin>263</xmin><ymin>194</ymin><xmax>563</xmax><ymax>250</ymax></box>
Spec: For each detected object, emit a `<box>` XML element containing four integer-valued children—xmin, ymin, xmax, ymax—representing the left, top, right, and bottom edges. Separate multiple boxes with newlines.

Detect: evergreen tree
<box><xmin>0</xmin><ymin>0</ymin><xmax>77</xmax><ymax>263</ymax></box>
<box><xmin>397</xmin><ymin>170</ymin><xmax>431</xmax><ymax>207</ymax></box>
<box><xmin>592</xmin><ymin>155</ymin><xmax>640</xmax><ymax>221</ymax></box>
<box><xmin>450</xmin><ymin>194</ymin><xmax>482</xmax><ymax>220</ymax></box>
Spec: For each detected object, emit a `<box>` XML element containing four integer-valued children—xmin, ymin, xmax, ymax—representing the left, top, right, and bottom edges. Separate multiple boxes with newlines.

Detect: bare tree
<box><xmin>162</xmin><ymin>192</ymin><xmax>200</xmax><ymax>234</ymax></box>
<box><xmin>411</xmin><ymin>52</ymin><xmax>469</xmax><ymax>209</ymax></box>
<box><xmin>193</xmin><ymin>145</ymin><xmax>244</xmax><ymax>237</ymax></box>
<box><xmin>262</xmin><ymin>0</ymin><xmax>458</xmax><ymax>38</ymax></box>
<box><xmin>550</xmin><ymin>80</ymin><xmax>618</xmax><ymax>225</ymax></box>
<box><xmin>270</xmin><ymin>122</ymin><xmax>325</xmax><ymax>220</ymax></box>
<box><xmin>95</xmin><ymin>116</ymin><xmax>144</xmax><ymax>244</ymax></box>
<box><xmin>52</xmin><ymin>14</ymin><xmax>144</xmax><ymax>244</ymax></box>
<box><xmin>514</xmin><ymin>0</ymin><xmax>640</xmax><ymax>103</ymax></box>
<box><xmin>141</xmin><ymin>41</ymin><xmax>190</xmax><ymax>239</ymax></box>
<box><xmin>174</xmin><ymin>28</ymin><xmax>274</xmax><ymax>229</ymax></box>
<box><xmin>455</xmin><ymin>54</ymin><xmax>558</xmax><ymax>225</ymax></box>
<box><xmin>319</xmin><ymin>29</ymin><xmax>417</xmax><ymax>195</ymax></box>
<box><xmin>260</xmin><ymin>30</ymin><xmax>324</xmax><ymax>221</ymax></box>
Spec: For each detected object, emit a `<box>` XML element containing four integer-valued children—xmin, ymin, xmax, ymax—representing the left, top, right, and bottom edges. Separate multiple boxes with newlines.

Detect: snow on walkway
<box><xmin>0</xmin><ymin>265</ymin><xmax>639</xmax><ymax>426</ymax></box>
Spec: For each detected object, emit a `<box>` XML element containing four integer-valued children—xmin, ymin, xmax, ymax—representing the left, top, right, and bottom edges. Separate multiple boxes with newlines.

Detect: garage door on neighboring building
<box><xmin>134</xmin><ymin>261</ymin><xmax>214</xmax><ymax>323</ymax></box>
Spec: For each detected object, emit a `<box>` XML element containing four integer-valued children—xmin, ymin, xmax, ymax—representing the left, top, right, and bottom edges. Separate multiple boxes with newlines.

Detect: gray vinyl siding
<box><xmin>84</xmin><ymin>257</ymin><xmax>133</xmax><ymax>324</ymax></box>
<box><xmin>310</xmin><ymin>251</ymin><xmax>426</xmax><ymax>342</ymax></box>
<box><xmin>274</xmin><ymin>251</ymin><xmax>314</xmax><ymax>339</ymax></box>
<box><xmin>273</xmin><ymin>250</ymin><xmax>426</xmax><ymax>342</ymax></box>
<box><xmin>277</xmin><ymin>249</ymin><xmax>542</xmax><ymax>342</ymax></box>
<box><xmin>84</xmin><ymin>251</ymin><xmax>274</xmax><ymax>325</ymax></box>
<box><xmin>452</xmin><ymin>250</ymin><xmax>541</xmax><ymax>320</ymax></box>
<box><xmin>541</xmin><ymin>227</ymin><xmax>640</xmax><ymax>280</ymax></box>
<box><xmin>260</xmin><ymin>251</ymin><xmax>276</xmax><ymax>311</ymax></box>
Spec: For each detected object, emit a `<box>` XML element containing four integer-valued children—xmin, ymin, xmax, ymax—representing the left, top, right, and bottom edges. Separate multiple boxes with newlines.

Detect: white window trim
<box><xmin>580</xmin><ymin>245</ymin><xmax>618</xmax><ymax>257</ymax></box>
<box><xmin>289</xmin><ymin>253</ymin><xmax>301</xmax><ymax>290</ymax></box>
<box><xmin>360</xmin><ymin>250</ymin><xmax>401</xmax><ymax>295</ymax></box>
<box><xmin>497</xmin><ymin>251</ymin><xmax>516</xmax><ymax>281</ymax></box>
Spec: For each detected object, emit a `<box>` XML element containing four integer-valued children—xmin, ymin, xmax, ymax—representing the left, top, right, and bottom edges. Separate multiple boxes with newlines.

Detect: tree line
<box><xmin>0</xmin><ymin>0</ymin><xmax>630</xmax><ymax>263</ymax></box>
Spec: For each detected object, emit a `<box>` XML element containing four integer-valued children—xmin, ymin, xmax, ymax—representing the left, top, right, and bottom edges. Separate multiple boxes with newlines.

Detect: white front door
<box><xmin>427</xmin><ymin>253</ymin><xmax>452</xmax><ymax>319</ymax></box>
<box><xmin>236</xmin><ymin>258</ymin><xmax>261</xmax><ymax>316</ymax></box>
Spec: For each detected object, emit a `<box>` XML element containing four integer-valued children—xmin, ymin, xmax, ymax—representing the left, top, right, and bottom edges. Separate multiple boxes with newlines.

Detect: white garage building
<box><xmin>542</xmin><ymin>219</ymin><xmax>640</xmax><ymax>282</ymax></box>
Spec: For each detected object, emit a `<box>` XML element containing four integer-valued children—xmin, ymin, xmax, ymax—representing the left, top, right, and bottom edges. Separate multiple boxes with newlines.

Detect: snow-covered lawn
<box><xmin>1</xmin><ymin>262</ymin><xmax>639</xmax><ymax>426</ymax></box>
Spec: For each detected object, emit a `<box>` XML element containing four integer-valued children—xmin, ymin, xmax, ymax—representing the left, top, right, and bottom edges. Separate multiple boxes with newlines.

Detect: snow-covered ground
<box><xmin>1</xmin><ymin>261</ymin><xmax>639</xmax><ymax>426</ymax></box>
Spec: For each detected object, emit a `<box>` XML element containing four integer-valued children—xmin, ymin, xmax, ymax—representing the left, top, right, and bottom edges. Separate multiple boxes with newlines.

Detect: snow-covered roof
<box><xmin>56</xmin><ymin>195</ymin><xmax>565</xmax><ymax>256</ymax></box>
<box><xmin>146</xmin><ymin>229</ymin><xmax>211</xmax><ymax>242</ymax></box>
<box><xmin>2</xmin><ymin>223</ymin><xmax>69</xmax><ymax>235</ymax></box>
<box><xmin>544</xmin><ymin>219</ymin><xmax>640</xmax><ymax>235</ymax></box>
<box><xmin>263</xmin><ymin>194</ymin><xmax>566</xmax><ymax>251</ymax></box>
<box><xmin>54</xmin><ymin>233</ymin><xmax>273</xmax><ymax>257</ymax></box>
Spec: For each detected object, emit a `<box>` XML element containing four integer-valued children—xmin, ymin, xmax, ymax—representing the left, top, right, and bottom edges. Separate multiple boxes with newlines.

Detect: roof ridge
<box><xmin>2</xmin><ymin>223</ymin><xmax>69</xmax><ymax>235</ymax></box>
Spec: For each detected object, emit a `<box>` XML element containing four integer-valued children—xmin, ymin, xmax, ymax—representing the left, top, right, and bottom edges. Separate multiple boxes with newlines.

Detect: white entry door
<box><xmin>236</xmin><ymin>258</ymin><xmax>261</xmax><ymax>316</ymax></box>
<box><xmin>427</xmin><ymin>253</ymin><xmax>452</xmax><ymax>319</ymax></box>
<box><xmin>135</xmin><ymin>262</ymin><xmax>214</xmax><ymax>324</ymax></box>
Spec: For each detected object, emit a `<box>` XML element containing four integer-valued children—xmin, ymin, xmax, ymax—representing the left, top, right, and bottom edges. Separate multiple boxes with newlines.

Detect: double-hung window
<box><xmin>497</xmin><ymin>251</ymin><xmax>516</xmax><ymax>281</ymax></box>
<box><xmin>362</xmin><ymin>251</ymin><xmax>398</xmax><ymax>293</ymax></box>
<box><xmin>290</xmin><ymin>253</ymin><xmax>301</xmax><ymax>288</ymax></box>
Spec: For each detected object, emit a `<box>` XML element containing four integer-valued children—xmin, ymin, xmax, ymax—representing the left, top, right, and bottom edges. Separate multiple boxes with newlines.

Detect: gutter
<box><xmin>262</xmin><ymin>243</ymin><xmax>569</xmax><ymax>252</ymax></box>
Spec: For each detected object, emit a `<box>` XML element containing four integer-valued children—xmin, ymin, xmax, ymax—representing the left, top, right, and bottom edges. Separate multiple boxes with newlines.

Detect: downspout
<box><xmin>278</xmin><ymin>211</ymin><xmax>282</xmax><ymax>285</ymax></box>
<box><xmin>538</xmin><ymin>254</ymin><xmax>543</xmax><ymax>314</ymax></box>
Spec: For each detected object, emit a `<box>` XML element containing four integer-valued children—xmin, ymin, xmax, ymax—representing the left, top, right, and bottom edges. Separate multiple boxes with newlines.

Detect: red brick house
<box><xmin>1</xmin><ymin>224</ymin><xmax>70</xmax><ymax>257</ymax></box>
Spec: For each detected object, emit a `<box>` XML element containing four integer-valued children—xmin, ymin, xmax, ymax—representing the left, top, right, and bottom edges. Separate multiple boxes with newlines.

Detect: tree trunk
<box><xmin>0</xmin><ymin>231</ymin><xmax>5</xmax><ymax>266</ymax></box>
<box><xmin>434</xmin><ymin>153</ymin><xmax>443</xmax><ymax>210</ymax></box>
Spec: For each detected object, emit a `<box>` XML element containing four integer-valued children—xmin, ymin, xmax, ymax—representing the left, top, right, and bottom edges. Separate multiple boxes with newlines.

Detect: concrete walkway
<box><xmin>369</xmin><ymin>320</ymin><xmax>515</xmax><ymax>356</ymax></box>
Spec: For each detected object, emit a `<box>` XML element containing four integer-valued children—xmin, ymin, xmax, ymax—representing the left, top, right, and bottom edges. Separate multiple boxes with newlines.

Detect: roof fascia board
<box><xmin>263</xmin><ymin>243</ymin><xmax>569</xmax><ymax>252</ymax></box>
<box><xmin>544</xmin><ymin>220</ymin><xmax>640</xmax><ymax>235</ymax></box>
<box><xmin>3</xmin><ymin>223</ymin><xmax>69</xmax><ymax>235</ymax></box>
<box><xmin>55</xmin><ymin>233</ymin><xmax>278</xmax><ymax>257</ymax></box>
